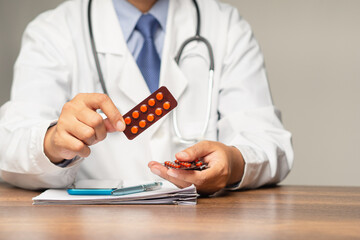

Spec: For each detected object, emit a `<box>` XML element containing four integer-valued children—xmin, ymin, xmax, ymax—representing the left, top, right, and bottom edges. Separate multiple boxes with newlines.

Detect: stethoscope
<box><xmin>88</xmin><ymin>0</ymin><xmax>215</xmax><ymax>144</ymax></box>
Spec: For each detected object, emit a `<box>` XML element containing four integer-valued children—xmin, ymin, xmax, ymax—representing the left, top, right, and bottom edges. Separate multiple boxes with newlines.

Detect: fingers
<box><xmin>76</xmin><ymin>108</ymin><xmax>107</xmax><ymax>143</ymax></box>
<box><xmin>148</xmin><ymin>161</ymin><xmax>208</xmax><ymax>189</ymax></box>
<box><xmin>80</xmin><ymin>93</ymin><xmax>125</xmax><ymax>131</ymax></box>
<box><xmin>148</xmin><ymin>162</ymin><xmax>192</xmax><ymax>189</ymax></box>
<box><xmin>175</xmin><ymin>141</ymin><xmax>214</xmax><ymax>162</ymax></box>
<box><xmin>51</xmin><ymin>128</ymin><xmax>91</xmax><ymax>160</ymax></box>
<box><xmin>61</xmin><ymin>132</ymin><xmax>91</xmax><ymax>158</ymax></box>
<box><xmin>167</xmin><ymin>167</ymin><xmax>210</xmax><ymax>190</ymax></box>
<box><xmin>148</xmin><ymin>141</ymin><xmax>214</xmax><ymax>188</ymax></box>
<box><xmin>167</xmin><ymin>166</ymin><xmax>226</xmax><ymax>195</ymax></box>
<box><xmin>149</xmin><ymin>161</ymin><xmax>222</xmax><ymax>195</ymax></box>
<box><xmin>67</xmin><ymin>118</ymin><xmax>96</xmax><ymax>146</ymax></box>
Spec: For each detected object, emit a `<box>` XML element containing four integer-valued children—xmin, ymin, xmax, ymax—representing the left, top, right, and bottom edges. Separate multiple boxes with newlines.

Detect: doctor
<box><xmin>0</xmin><ymin>0</ymin><xmax>293</xmax><ymax>194</ymax></box>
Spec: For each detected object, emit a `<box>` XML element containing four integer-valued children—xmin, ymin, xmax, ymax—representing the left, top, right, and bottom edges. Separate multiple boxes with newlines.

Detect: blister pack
<box><xmin>164</xmin><ymin>159</ymin><xmax>208</xmax><ymax>171</ymax></box>
<box><xmin>122</xmin><ymin>86</ymin><xmax>177</xmax><ymax>140</ymax></box>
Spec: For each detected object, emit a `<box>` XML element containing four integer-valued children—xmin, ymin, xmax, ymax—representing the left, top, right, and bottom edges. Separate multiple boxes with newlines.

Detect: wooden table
<box><xmin>0</xmin><ymin>182</ymin><xmax>359</xmax><ymax>240</ymax></box>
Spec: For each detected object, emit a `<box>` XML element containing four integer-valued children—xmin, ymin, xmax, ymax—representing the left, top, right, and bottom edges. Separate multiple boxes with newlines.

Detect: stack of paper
<box><xmin>32</xmin><ymin>181</ymin><xmax>198</xmax><ymax>205</ymax></box>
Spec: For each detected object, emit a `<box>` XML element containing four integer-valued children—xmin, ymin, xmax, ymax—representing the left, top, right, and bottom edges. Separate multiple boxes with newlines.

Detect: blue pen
<box><xmin>67</xmin><ymin>182</ymin><xmax>162</xmax><ymax>196</ymax></box>
<box><xmin>67</xmin><ymin>188</ymin><xmax>115</xmax><ymax>195</ymax></box>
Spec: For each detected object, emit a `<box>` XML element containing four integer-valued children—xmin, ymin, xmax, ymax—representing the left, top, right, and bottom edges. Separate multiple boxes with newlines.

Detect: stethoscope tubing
<box><xmin>88</xmin><ymin>0</ymin><xmax>108</xmax><ymax>95</ymax></box>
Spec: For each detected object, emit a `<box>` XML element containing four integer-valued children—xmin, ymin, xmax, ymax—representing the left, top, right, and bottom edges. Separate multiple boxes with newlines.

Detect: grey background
<box><xmin>0</xmin><ymin>0</ymin><xmax>359</xmax><ymax>186</ymax></box>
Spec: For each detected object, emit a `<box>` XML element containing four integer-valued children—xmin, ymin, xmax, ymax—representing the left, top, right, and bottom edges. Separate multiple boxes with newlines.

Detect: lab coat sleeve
<box><xmin>0</xmin><ymin>8</ymin><xmax>83</xmax><ymax>190</ymax></box>
<box><xmin>217</xmin><ymin>9</ymin><xmax>294</xmax><ymax>189</ymax></box>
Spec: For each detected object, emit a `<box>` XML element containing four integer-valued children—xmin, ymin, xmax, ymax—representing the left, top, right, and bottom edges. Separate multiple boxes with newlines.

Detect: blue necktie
<box><xmin>136</xmin><ymin>14</ymin><xmax>161</xmax><ymax>93</ymax></box>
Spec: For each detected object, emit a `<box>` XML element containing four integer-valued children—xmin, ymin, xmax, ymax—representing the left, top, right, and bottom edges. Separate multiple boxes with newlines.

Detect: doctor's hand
<box><xmin>148</xmin><ymin>141</ymin><xmax>245</xmax><ymax>195</ymax></box>
<box><xmin>44</xmin><ymin>93</ymin><xmax>125</xmax><ymax>164</ymax></box>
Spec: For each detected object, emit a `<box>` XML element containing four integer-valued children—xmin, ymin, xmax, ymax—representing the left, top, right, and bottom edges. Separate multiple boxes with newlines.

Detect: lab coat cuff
<box><xmin>30</xmin><ymin>120</ymin><xmax>84</xmax><ymax>174</ymax></box>
<box><xmin>225</xmin><ymin>145</ymin><xmax>263</xmax><ymax>190</ymax></box>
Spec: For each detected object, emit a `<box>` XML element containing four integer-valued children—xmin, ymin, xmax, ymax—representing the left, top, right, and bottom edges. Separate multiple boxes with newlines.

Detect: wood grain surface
<box><xmin>0</xmin><ymin>182</ymin><xmax>359</xmax><ymax>240</ymax></box>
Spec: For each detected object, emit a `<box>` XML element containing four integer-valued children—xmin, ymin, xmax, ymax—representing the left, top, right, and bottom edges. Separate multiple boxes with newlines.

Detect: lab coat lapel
<box><xmin>92</xmin><ymin>0</ymin><xmax>150</xmax><ymax>105</ymax></box>
<box><xmin>161</xmin><ymin>57</ymin><xmax>188</xmax><ymax>101</ymax></box>
<box><xmin>117</xmin><ymin>55</ymin><xmax>151</xmax><ymax>104</ymax></box>
<box><xmin>148</xmin><ymin>0</ymin><xmax>197</xmax><ymax>137</ymax></box>
<box><xmin>160</xmin><ymin>0</ymin><xmax>198</xmax><ymax>100</ymax></box>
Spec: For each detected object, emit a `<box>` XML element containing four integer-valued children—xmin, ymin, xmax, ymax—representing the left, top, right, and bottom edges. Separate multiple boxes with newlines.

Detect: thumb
<box><xmin>175</xmin><ymin>141</ymin><xmax>213</xmax><ymax>162</ymax></box>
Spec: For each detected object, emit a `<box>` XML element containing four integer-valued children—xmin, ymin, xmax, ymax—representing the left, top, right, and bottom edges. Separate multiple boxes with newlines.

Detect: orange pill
<box><xmin>131</xmin><ymin>126</ymin><xmax>138</xmax><ymax>134</ymax></box>
<box><xmin>148</xmin><ymin>98</ymin><xmax>156</xmax><ymax>107</ymax></box>
<box><xmin>139</xmin><ymin>120</ymin><xmax>146</xmax><ymax>128</ymax></box>
<box><xmin>132</xmin><ymin>111</ymin><xmax>140</xmax><ymax>119</ymax></box>
<box><xmin>140</xmin><ymin>104</ymin><xmax>148</xmax><ymax>113</ymax></box>
<box><xmin>156</xmin><ymin>92</ymin><xmax>163</xmax><ymax>101</ymax></box>
<box><xmin>155</xmin><ymin>108</ymin><xmax>162</xmax><ymax>116</ymax></box>
<box><xmin>147</xmin><ymin>114</ymin><xmax>155</xmax><ymax>122</ymax></box>
<box><xmin>124</xmin><ymin>117</ymin><xmax>131</xmax><ymax>125</ymax></box>
<box><xmin>196</xmin><ymin>162</ymin><xmax>203</xmax><ymax>167</ymax></box>
<box><xmin>163</xmin><ymin>101</ymin><xmax>170</xmax><ymax>110</ymax></box>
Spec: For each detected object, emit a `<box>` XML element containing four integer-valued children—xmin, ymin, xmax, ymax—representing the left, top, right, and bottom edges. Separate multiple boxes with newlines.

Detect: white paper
<box><xmin>32</xmin><ymin>181</ymin><xmax>198</xmax><ymax>205</ymax></box>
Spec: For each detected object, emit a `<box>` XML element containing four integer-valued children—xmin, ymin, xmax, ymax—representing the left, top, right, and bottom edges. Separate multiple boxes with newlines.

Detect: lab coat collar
<box><xmin>160</xmin><ymin>0</ymin><xmax>197</xmax><ymax>100</ymax></box>
<box><xmin>146</xmin><ymin>0</ymin><xmax>197</xmax><ymax>136</ymax></box>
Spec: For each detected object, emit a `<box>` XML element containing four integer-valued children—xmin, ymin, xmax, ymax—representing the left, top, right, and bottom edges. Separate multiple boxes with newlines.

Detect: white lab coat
<box><xmin>0</xmin><ymin>0</ymin><xmax>293</xmax><ymax>190</ymax></box>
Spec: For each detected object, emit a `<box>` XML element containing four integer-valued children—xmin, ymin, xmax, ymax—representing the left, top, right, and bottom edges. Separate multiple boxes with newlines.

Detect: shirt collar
<box><xmin>112</xmin><ymin>0</ymin><xmax>169</xmax><ymax>43</ymax></box>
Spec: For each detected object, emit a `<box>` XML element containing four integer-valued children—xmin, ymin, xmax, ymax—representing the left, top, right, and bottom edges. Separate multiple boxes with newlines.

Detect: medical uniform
<box><xmin>0</xmin><ymin>0</ymin><xmax>293</xmax><ymax>190</ymax></box>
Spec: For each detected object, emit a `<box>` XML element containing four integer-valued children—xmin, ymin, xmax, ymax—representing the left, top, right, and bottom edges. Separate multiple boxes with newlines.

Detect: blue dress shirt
<box><xmin>112</xmin><ymin>0</ymin><xmax>169</xmax><ymax>60</ymax></box>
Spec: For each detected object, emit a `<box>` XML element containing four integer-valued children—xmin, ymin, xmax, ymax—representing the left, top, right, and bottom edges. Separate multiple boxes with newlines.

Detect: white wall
<box><xmin>0</xmin><ymin>0</ymin><xmax>65</xmax><ymax>104</ymax></box>
<box><xmin>222</xmin><ymin>0</ymin><xmax>360</xmax><ymax>186</ymax></box>
<box><xmin>0</xmin><ymin>0</ymin><xmax>359</xmax><ymax>186</ymax></box>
